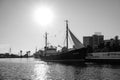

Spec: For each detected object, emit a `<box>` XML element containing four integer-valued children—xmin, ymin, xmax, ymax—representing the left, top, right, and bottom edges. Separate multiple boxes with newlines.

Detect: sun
<box><xmin>34</xmin><ymin>6</ymin><xmax>54</xmax><ymax>26</ymax></box>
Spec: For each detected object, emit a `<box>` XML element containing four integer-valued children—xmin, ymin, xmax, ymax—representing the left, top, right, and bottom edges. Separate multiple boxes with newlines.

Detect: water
<box><xmin>0</xmin><ymin>58</ymin><xmax>120</xmax><ymax>80</ymax></box>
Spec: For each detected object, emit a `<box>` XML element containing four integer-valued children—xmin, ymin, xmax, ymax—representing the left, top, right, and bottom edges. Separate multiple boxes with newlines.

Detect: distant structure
<box><xmin>83</xmin><ymin>36</ymin><xmax>93</xmax><ymax>48</ymax></box>
<box><xmin>20</xmin><ymin>50</ymin><xmax>22</xmax><ymax>57</ymax></box>
<box><xmin>83</xmin><ymin>33</ymin><xmax>120</xmax><ymax>52</ymax></box>
<box><xmin>104</xmin><ymin>36</ymin><xmax>120</xmax><ymax>47</ymax></box>
<box><xmin>92</xmin><ymin>33</ymin><xmax>104</xmax><ymax>49</ymax></box>
<box><xmin>83</xmin><ymin>32</ymin><xmax>104</xmax><ymax>49</ymax></box>
<box><xmin>9</xmin><ymin>48</ymin><xmax>11</xmax><ymax>54</ymax></box>
<box><xmin>35</xmin><ymin>47</ymin><xmax>37</xmax><ymax>53</ymax></box>
<box><xmin>24</xmin><ymin>51</ymin><xmax>31</xmax><ymax>57</ymax></box>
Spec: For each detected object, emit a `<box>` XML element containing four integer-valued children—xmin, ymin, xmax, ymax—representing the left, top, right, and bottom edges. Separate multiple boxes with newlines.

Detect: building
<box><xmin>83</xmin><ymin>36</ymin><xmax>93</xmax><ymax>47</ymax></box>
<box><xmin>104</xmin><ymin>36</ymin><xmax>120</xmax><ymax>46</ymax></box>
<box><xmin>104</xmin><ymin>36</ymin><xmax>120</xmax><ymax>51</ymax></box>
<box><xmin>83</xmin><ymin>33</ymin><xmax>104</xmax><ymax>49</ymax></box>
<box><xmin>92</xmin><ymin>34</ymin><xmax>104</xmax><ymax>49</ymax></box>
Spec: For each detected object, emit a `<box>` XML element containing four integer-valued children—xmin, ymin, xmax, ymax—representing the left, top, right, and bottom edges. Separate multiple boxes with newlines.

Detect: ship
<box><xmin>34</xmin><ymin>20</ymin><xmax>120</xmax><ymax>64</ymax></box>
<box><xmin>34</xmin><ymin>20</ymin><xmax>87</xmax><ymax>61</ymax></box>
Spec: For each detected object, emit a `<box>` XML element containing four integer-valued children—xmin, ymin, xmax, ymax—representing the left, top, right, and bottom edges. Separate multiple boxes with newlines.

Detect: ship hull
<box><xmin>36</xmin><ymin>48</ymin><xmax>87</xmax><ymax>61</ymax></box>
<box><xmin>35</xmin><ymin>49</ymin><xmax>120</xmax><ymax>64</ymax></box>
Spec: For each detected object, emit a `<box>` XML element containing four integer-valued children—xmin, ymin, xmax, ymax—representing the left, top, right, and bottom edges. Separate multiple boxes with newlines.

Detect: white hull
<box><xmin>87</xmin><ymin>52</ymin><xmax>120</xmax><ymax>59</ymax></box>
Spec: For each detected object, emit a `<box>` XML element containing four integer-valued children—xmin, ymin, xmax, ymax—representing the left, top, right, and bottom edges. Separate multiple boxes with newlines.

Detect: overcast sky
<box><xmin>0</xmin><ymin>0</ymin><xmax>120</xmax><ymax>54</ymax></box>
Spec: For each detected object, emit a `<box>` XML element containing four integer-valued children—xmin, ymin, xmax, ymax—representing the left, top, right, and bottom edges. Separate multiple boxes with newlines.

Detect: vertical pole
<box><xmin>45</xmin><ymin>32</ymin><xmax>47</xmax><ymax>49</ymax></box>
<box><xmin>35</xmin><ymin>47</ymin><xmax>37</xmax><ymax>53</ymax></box>
<box><xmin>9</xmin><ymin>48</ymin><xmax>11</xmax><ymax>58</ymax></box>
<box><xmin>20</xmin><ymin>50</ymin><xmax>22</xmax><ymax>58</ymax></box>
<box><xmin>66</xmin><ymin>20</ymin><xmax>68</xmax><ymax>50</ymax></box>
<box><xmin>45</xmin><ymin>32</ymin><xmax>48</xmax><ymax>56</ymax></box>
<box><xmin>9</xmin><ymin>48</ymin><xmax>11</xmax><ymax>55</ymax></box>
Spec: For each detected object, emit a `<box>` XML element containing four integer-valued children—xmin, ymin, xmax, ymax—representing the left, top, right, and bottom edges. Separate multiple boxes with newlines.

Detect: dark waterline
<box><xmin>0</xmin><ymin>58</ymin><xmax>120</xmax><ymax>80</ymax></box>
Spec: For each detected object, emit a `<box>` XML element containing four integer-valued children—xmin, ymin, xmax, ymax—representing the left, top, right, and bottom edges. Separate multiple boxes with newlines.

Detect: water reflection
<box><xmin>33</xmin><ymin>61</ymin><xmax>49</xmax><ymax>80</ymax></box>
<box><xmin>33</xmin><ymin>60</ymin><xmax>120</xmax><ymax>80</ymax></box>
<box><xmin>46</xmin><ymin>63</ymin><xmax>74</xmax><ymax>80</ymax></box>
<box><xmin>33</xmin><ymin>61</ymin><xmax>86</xmax><ymax>80</ymax></box>
<box><xmin>0</xmin><ymin>58</ymin><xmax>120</xmax><ymax>80</ymax></box>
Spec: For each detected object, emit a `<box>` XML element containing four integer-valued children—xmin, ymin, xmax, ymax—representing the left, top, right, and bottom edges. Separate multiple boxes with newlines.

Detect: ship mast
<box><xmin>44</xmin><ymin>32</ymin><xmax>48</xmax><ymax>56</ymax></box>
<box><xmin>45</xmin><ymin>32</ymin><xmax>48</xmax><ymax>48</ymax></box>
<box><xmin>66</xmin><ymin>20</ymin><xmax>68</xmax><ymax>50</ymax></box>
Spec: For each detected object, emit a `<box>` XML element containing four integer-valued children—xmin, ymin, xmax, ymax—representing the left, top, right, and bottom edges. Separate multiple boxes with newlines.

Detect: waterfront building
<box><xmin>92</xmin><ymin>34</ymin><xmax>104</xmax><ymax>49</ymax></box>
<box><xmin>83</xmin><ymin>36</ymin><xmax>93</xmax><ymax>47</ymax></box>
<box><xmin>104</xmin><ymin>36</ymin><xmax>120</xmax><ymax>48</ymax></box>
<box><xmin>83</xmin><ymin>33</ymin><xmax>104</xmax><ymax>49</ymax></box>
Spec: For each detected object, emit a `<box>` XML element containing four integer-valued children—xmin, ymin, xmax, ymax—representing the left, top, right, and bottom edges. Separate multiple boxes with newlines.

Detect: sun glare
<box><xmin>34</xmin><ymin>6</ymin><xmax>54</xmax><ymax>26</ymax></box>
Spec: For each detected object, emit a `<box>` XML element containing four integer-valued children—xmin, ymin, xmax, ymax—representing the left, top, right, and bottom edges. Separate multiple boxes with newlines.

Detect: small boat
<box><xmin>34</xmin><ymin>20</ymin><xmax>87</xmax><ymax>61</ymax></box>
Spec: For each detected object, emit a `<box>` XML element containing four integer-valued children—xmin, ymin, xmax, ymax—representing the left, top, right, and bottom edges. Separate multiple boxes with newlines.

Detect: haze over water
<box><xmin>0</xmin><ymin>58</ymin><xmax>120</xmax><ymax>80</ymax></box>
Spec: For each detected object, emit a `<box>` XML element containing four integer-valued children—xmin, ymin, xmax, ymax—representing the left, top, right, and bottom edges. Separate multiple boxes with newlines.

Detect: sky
<box><xmin>0</xmin><ymin>0</ymin><xmax>120</xmax><ymax>54</ymax></box>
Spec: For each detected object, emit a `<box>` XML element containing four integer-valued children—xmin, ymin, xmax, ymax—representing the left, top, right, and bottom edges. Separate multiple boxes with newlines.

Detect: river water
<box><xmin>0</xmin><ymin>58</ymin><xmax>120</xmax><ymax>80</ymax></box>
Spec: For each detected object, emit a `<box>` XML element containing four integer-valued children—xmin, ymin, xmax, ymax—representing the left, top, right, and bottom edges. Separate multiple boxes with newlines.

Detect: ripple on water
<box><xmin>0</xmin><ymin>58</ymin><xmax>34</xmax><ymax>80</ymax></box>
<box><xmin>0</xmin><ymin>58</ymin><xmax>120</xmax><ymax>80</ymax></box>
